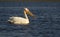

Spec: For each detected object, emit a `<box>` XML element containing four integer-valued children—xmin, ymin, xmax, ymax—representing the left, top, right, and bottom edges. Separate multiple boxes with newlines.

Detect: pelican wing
<box><xmin>8</xmin><ymin>16</ymin><xmax>29</xmax><ymax>24</ymax></box>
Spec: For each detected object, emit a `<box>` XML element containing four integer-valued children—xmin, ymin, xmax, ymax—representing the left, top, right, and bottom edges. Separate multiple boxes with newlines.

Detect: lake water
<box><xmin>0</xmin><ymin>2</ymin><xmax>60</xmax><ymax>37</ymax></box>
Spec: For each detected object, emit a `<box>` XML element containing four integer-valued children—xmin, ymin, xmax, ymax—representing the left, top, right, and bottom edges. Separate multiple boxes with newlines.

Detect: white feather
<box><xmin>8</xmin><ymin>8</ymin><xmax>33</xmax><ymax>25</ymax></box>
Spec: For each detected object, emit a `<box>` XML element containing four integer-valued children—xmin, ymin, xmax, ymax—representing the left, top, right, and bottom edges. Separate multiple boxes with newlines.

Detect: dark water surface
<box><xmin>0</xmin><ymin>2</ymin><xmax>60</xmax><ymax>37</ymax></box>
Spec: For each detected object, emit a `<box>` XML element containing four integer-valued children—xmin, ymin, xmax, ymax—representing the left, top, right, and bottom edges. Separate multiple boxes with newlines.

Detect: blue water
<box><xmin>0</xmin><ymin>2</ymin><xmax>60</xmax><ymax>37</ymax></box>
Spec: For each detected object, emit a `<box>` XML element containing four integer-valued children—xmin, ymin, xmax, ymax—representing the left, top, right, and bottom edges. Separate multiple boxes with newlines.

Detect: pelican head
<box><xmin>24</xmin><ymin>8</ymin><xmax>29</xmax><ymax>11</ymax></box>
<box><xmin>24</xmin><ymin>8</ymin><xmax>35</xmax><ymax>18</ymax></box>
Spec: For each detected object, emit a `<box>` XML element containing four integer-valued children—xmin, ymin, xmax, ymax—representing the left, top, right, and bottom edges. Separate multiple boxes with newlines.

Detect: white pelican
<box><xmin>8</xmin><ymin>8</ymin><xmax>35</xmax><ymax>25</ymax></box>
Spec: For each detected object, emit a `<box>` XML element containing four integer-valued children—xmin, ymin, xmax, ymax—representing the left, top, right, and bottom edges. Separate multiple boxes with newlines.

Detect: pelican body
<box><xmin>8</xmin><ymin>8</ymin><xmax>35</xmax><ymax>25</ymax></box>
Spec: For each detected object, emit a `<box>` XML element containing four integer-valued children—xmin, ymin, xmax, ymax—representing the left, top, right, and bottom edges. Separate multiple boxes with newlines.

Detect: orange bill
<box><xmin>28</xmin><ymin>11</ymin><xmax>36</xmax><ymax>18</ymax></box>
